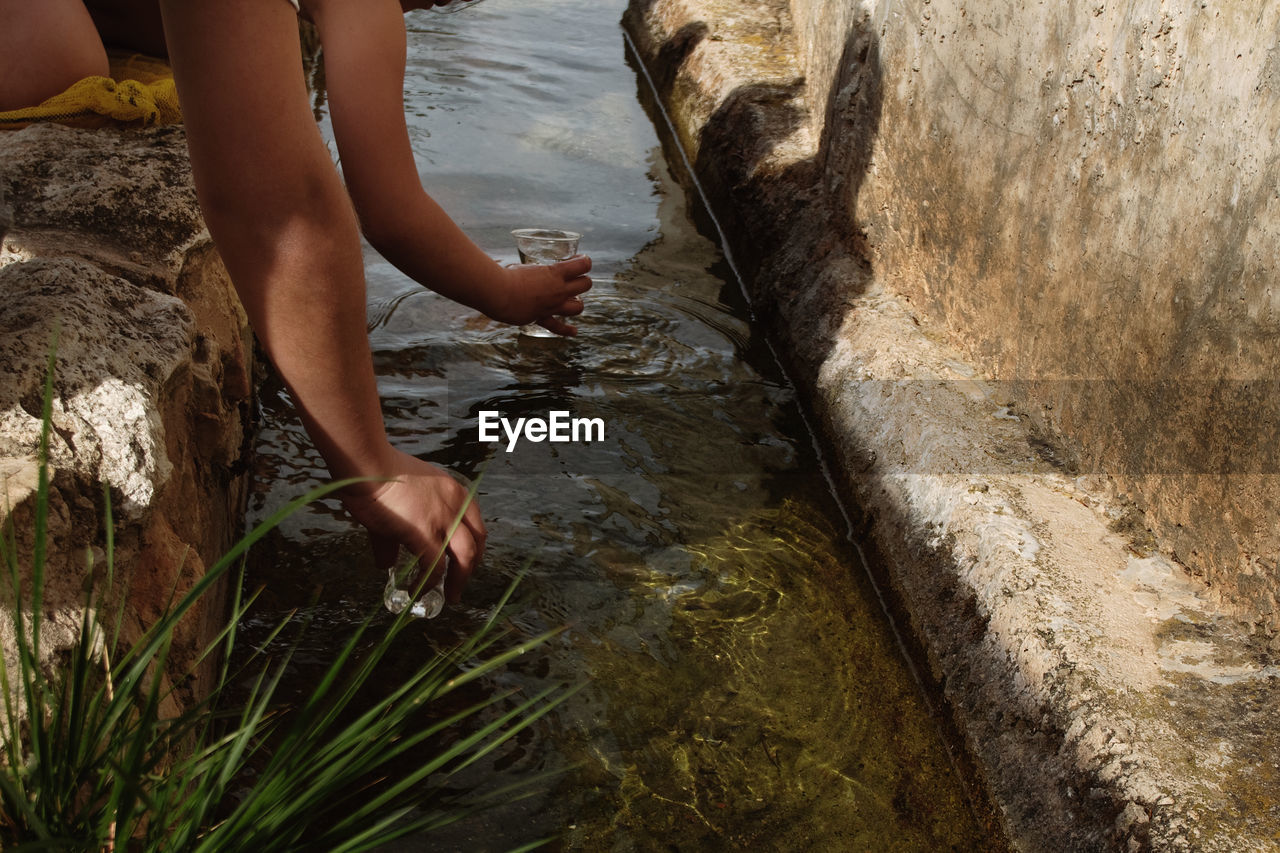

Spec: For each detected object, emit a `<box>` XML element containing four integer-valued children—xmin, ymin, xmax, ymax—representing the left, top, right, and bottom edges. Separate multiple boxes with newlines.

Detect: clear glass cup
<box><xmin>511</xmin><ymin>228</ymin><xmax>581</xmax><ymax>338</ymax></box>
<box><xmin>383</xmin><ymin>548</ymin><xmax>446</xmax><ymax>619</ymax></box>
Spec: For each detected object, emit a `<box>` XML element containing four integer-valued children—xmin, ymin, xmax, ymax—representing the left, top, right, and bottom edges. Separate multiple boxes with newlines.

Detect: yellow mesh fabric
<box><xmin>0</xmin><ymin>52</ymin><xmax>181</xmax><ymax>130</ymax></box>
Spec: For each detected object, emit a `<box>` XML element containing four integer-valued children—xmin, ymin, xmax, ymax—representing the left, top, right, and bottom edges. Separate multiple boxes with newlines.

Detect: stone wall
<box><xmin>795</xmin><ymin>0</ymin><xmax>1280</xmax><ymax>633</ymax></box>
<box><xmin>0</xmin><ymin>123</ymin><xmax>253</xmax><ymax>707</ymax></box>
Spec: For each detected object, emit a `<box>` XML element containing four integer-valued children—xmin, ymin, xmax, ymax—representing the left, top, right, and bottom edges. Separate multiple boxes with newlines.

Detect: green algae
<box><xmin>554</xmin><ymin>500</ymin><xmax>989</xmax><ymax>850</ymax></box>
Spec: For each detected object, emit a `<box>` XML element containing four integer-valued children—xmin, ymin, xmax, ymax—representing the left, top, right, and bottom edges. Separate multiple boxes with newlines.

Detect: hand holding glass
<box><xmin>512</xmin><ymin>228</ymin><xmax>582</xmax><ymax>337</ymax></box>
<box><xmin>383</xmin><ymin>548</ymin><xmax>446</xmax><ymax>619</ymax></box>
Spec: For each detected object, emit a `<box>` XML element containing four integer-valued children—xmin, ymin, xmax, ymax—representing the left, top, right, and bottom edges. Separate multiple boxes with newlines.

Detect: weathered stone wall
<box><xmin>0</xmin><ymin>124</ymin><xmax>253</xmax><ymax>706</ymax></box>
<box><xmin>797</xmin><ymin>0</ymin><xmax>1280</xmax><ymax>632</ymax></box>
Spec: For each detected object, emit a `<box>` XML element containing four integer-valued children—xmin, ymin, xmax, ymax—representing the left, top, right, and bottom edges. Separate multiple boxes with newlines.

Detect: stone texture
<box><xmin>0</xmin><ymin>259</ymin><xmax>192</xmax><ymax>517</ymax></box>
<box><xmin>0</xmin><ymin>123</ymin><xmax>253</xmax><ymax>707</ymax></box>
<box><xmin>837</xmin><ymin>0</ymin><xmax>1280</xmax><ymax>635</ymax></box>
<box><xmin>625</xmin><ymin>0</ymin><xmax>1280</xmax><ymax>849</ymax></box>
<box><xmin>1</xmin><ymin>124</ymin><xmax>206</xmax><ymax>291</ymax></box>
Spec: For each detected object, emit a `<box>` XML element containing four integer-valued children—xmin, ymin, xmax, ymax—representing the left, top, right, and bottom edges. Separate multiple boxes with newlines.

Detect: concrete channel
<box><xmin>623</xmin><ymin>0</ymin><xmax>1280</xmax><ymax>849</ymax></box>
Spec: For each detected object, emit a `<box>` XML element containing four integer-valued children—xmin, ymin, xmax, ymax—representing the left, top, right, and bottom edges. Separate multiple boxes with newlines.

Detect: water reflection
<box><xmin>242</xmin><ymin>0</ymin><xmax>990</xmax><ymax>848</ymax></box>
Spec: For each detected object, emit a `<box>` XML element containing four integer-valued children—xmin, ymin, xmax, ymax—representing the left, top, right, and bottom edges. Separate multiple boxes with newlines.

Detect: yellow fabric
<box><xmin>0</xmin><ymin>52</ymin><xmax>181</xmax><ymax>130</ymax></box>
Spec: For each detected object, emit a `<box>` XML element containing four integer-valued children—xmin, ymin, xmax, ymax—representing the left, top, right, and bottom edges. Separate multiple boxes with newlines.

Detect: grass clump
<box><xmin>0</xmin><ymin>351</ymin><xmax>568</xmax><ymax>851</ymax></box>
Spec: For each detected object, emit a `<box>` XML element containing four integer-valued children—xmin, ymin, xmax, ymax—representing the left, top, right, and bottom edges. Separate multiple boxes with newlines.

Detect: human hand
<box><xmin>340</xmin><ymin>450</ymin><xmax>486</xmax><ymax>604</ymax></box>
<box><xmin>491</xmin><ymin>255</ymin><xmax>593</xmax><ymax>336</ymax></box>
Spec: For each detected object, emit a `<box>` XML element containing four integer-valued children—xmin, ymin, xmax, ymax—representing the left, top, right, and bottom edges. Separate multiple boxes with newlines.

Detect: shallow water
<box><xmin>242</xmin><ymin>0</ymin><xmax>991</xmax><ymax>848</ymax></box>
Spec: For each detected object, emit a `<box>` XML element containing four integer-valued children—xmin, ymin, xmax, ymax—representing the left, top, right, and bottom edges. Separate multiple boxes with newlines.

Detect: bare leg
<box><xmin>0</xmin><ymin>0</ymin><xmax>108</xmax><ymax>110</ymax></box>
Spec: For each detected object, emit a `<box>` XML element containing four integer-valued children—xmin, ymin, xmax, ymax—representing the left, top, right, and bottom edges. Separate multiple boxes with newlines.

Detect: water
<box><xmin>241</xmin><ymin>0</ymin><xmax>994</xmax><ymax>848</ymax></box>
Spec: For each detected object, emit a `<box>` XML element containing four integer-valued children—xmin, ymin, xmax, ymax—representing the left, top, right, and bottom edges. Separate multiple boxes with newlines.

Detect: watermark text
<box><xmin>478</xmin><ymin>410</ymin><xmax>605</xmax><ymax>452</ymax></box>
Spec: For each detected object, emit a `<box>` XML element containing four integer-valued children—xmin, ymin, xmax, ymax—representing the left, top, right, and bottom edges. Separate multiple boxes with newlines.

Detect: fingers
<box><xmin>539</xmin><ymin>264</ymin><xmax>588</xmax><ymax>336</ymax></box>
<box><xmin>462</xmin><ymin>493</ymin><xmax>487</xmax><ymax>555</ymax></box>
<box><xmin>555</xmin><ymin>294</ymin><xmax>586</xmax><ymax>316</ymax></box>
<box><xmin>553</xmin><ymin>254</ymin><xmax>593</xmax><ymax>298</ymax></box>
<box><xmin>444</xmin><ymin>526</ymin><xmax>480</xmax><ymax>604</ymax></box>
<box><xmin>538</xmin><ymin>315</ymin><xmax>578</xmax><ymax>337</ymax></box>
<box><xmin>554</xmin><ymin>253</ymin><xmax>592</xmax><ymax>279</ymax></box>
<box><xmin>501</xmin><ymin>255</ymin><xmax>590</xmax><ymax>329</ymax></box>
<box><xmin>421</xmin><ymin>479</ymin><xmax>486</xmax><ymax>603</ymax></box>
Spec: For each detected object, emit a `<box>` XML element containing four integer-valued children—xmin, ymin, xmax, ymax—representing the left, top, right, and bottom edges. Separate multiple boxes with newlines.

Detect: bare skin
<box><xmin>0</xmin><ymin>0</ymin><xmax>107</xmax><ymax>110</ymax></box>
<box><xmin>1</xmin><ymin>0</ymin><xmax>593</xmax><ymax>600</ymax></box>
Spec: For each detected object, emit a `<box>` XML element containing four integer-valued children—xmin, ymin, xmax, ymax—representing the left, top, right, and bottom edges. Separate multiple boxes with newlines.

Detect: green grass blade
<box><xmin>0</xmin><ymin>418</ymin><xmax>561</xmax><ymax>853</ymax></box>
<box><xmin>28</xmin><ymin>337</ymin><xmax>56</xmax><ymax>675</ymax></box>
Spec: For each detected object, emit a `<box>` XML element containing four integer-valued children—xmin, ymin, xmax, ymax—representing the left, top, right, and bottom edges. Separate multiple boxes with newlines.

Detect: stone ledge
<box><xmin>0</xmin><ymin>123</ymin><xmax>253</xmax><ymax>709</ymax></box>
<box><xmin>624</xmin><ymin>0</ymin><xmax>1280</xmax><ymax>849</ymax></box>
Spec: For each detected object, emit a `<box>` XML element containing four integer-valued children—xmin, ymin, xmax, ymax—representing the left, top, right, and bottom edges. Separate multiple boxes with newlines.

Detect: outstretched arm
<box><xmin>311</xmin><ymin>0</ymin><xmax>593</xmax><ymax>335</ymax></box>
<box><xmin>159</xmin><ymin>0</ymin><xmax>484</xmax><ymax>598</ymax></box>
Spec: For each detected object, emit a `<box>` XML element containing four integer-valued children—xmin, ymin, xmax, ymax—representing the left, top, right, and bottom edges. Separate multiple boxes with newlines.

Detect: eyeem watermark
<box><xmin>478</xmin><ymin>410</ymin><xmax>605</xmax><ymax>452</ymax></box>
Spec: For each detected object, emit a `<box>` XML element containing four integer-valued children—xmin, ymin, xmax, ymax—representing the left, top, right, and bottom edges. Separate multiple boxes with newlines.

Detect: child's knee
<box><xmin>0</xmin><ymin>0</ymin><xmax>109</xmax><ymax>111</ymax></box>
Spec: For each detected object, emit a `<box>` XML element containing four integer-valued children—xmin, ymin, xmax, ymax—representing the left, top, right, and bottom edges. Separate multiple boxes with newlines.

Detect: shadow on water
<box><xmin>239</xmin><ymin>0</ymin><xmax>998</xmax><ymax>849</ymax></box>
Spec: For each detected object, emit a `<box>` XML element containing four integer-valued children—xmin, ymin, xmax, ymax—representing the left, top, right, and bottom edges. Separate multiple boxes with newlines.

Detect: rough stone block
<box><xmin>0</xmin><ymin>123</ymin><xmax>253</xmax><ymax>713</ymax></box>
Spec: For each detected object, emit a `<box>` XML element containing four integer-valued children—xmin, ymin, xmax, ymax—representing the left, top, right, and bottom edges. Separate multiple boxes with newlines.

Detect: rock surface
<box><xmin>624</xmin><ymin>0</ymin><xmax>1280</xmax><ymax>849</ymax></box>
<box><xmin>0</xmin><ymin>123</ymin><xmax>253</xmax><ymax>707</ymax></box>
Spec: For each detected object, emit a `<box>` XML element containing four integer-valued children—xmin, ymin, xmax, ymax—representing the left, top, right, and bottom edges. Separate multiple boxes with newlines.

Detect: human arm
<box><xmin>308</xmin><ymin>0</ymin><xmax>593</xmax><ymax>335</ymax></box>
<box><xmin>159</xmin><ymin>0</ymin><xmax>484</xmax><ymax>597</ymax></box>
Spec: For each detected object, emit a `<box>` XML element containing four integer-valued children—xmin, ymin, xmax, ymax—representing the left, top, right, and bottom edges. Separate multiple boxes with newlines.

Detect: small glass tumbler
<box><xmin>512</xmin><ymin>228</ymin><xmax>581</xmax><ymax>338</ymax></box>
<box><xmin>383</xmin><ymin>548</ymin><xmax>446</xmax><ymax>620</ymax></box>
